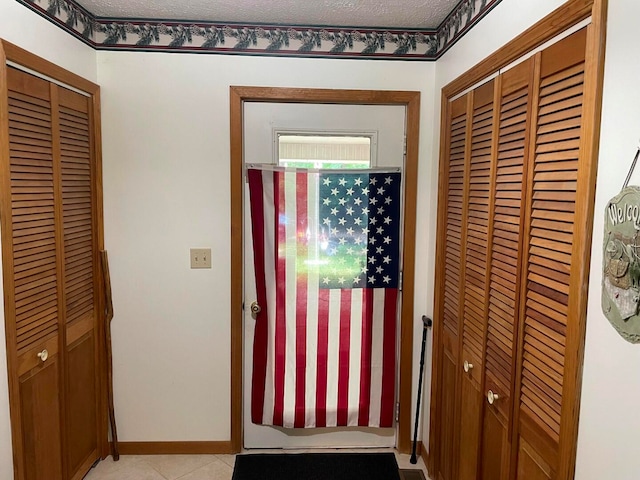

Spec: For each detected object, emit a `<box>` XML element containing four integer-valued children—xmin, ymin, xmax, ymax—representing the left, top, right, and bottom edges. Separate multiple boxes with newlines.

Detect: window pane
<box><xmin>278</xmin><ymin>134</ymin><xmax>372</xmax><ymax>169</ymax></box>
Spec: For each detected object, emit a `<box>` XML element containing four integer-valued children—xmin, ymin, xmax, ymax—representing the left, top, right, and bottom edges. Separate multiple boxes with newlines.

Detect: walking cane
<box><xmin>410</xmin><ymin>315</ymin><xmax>432</xmax><ymax>464</ymax></box>
<box><xmin>101</xmin><ymin>251</ymin><xmax>119</xmax><ymax>460</ymax></box>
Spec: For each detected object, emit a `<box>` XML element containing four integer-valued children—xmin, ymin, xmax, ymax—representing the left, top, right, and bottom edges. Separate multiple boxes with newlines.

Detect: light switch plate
<box><xmin>190</xmin><ymin>248</ymin><xmax>212</xmax><ymax>269</ymax></box>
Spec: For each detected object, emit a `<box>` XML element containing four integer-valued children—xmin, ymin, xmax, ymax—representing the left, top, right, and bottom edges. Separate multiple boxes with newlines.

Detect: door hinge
<box><xmin>403</xmin><ymin>136</ymin><xmax>407</xmax><ymax>155</ymax></box>
<box><xmin>395</xmin><ymin>402</ymin><xmax>400</xmax><ymax>423</ymax></box>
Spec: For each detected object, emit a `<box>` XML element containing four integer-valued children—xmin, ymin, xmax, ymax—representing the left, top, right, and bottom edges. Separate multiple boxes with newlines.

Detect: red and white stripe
<box><xmin>248</xmin><ymin>168</ymin><xmax>398</xmax><ymax>428</ymax></box>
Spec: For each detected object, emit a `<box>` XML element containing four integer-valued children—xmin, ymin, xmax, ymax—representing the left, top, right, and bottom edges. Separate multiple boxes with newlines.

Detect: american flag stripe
<box><xmin>274</xmin><ymin>170</ymin><xmax>286</xmax><ymax>427</ymax></box>
<box><xmin>369</xmin><ymin>289</ymin><xmax>386</xmax><ymax>426</ymax></box>
<box><xmin>283</xmin><ymin>172</ymin><xmax>298</xmax><ymax>428</ymax></box>
<box><xmin>261</xmin><ymin>171</ymin><xmax>277</xmax><ymax>426</ymax></box>
<box><xmin>348</xmin><ymin>290</ymin><xmax>364</xmax><ymax>426</ymax></box>
<box><xmin>305</xmin><ymin>173</ymin><xmax>320</xmax><ymax>428</ymax></box>
<box><xmin>248</xmin><ymin>168</ymin><xmax>399</xmax><ymax>428</ymax></box>
<box><xmin>358</xmin><ymin>289</ymin><xmax>374</xmax><ymax>426</ymax></box>
<box><xmin>381</xmin><ymin>288</ymin><xmax>399</xmax><ymax>426</ymax></box>
<box><xmin>247</xmin><ymin>169</ymin><xmax>268</xmax><ymax>425</ymax></box>
<box><xmin>294</xmin><ymin>172</ymin><xmax>308</xmax><ymax>428</ymax></box>
<box><xmin>337</xmin><ymin>289</ymin><xmax>352</xmax><ymax>427</ymax></box>
<box><xmin>315</xmin><ymin>289</ymin><xmax>329</xmax><ymax>428</ymax></box>
<box><xmin>325</xmin><ymin>289</ymin><xmax>341</xmax><ymax>427</ymax></box>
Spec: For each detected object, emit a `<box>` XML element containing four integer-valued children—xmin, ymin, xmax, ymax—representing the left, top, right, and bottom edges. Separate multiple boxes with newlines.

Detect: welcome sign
<box><xmin>602</xmin><ymin>186</ymin><xmax>640</xmax><ymax>343</ymax></box>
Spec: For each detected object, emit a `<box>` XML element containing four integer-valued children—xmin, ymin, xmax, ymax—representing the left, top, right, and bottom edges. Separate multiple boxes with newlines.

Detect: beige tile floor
<box><xmin>84</xmin><ymin>449</ymin><xmax>430</xmax><ymax>480</ymax></box>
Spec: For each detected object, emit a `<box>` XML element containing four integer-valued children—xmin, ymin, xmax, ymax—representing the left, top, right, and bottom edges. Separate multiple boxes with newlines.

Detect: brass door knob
<box><xmin>250</xmin><ymin>301</ymin><xmax>262</xmax><ymax>315</ymax></box>
<box><xmin>487</xmin><ymin>390</ymin><xmax>500</xmax><ymax>405</ymax></box>
<box><xmin>37</xmin><ymin>349</ymin><xmax>49</xmax><ymax>362</ymax></box>
<box><xmin>463</xmin><ymin>360</ymin><xmax>474</xmax><ymax>373</ymax></box>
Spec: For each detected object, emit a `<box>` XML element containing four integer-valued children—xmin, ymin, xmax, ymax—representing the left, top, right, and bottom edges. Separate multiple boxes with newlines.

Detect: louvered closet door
<box><xmin>437</xmin><ymin>94</ymin><xmax>468</xmax><ymax>480</ymax></box>
<box><xmin>59</xmin><ymin>87</ymin><xmax>99</xmax><ymax>479</ymax></box>
<box><xmin>515</xmin><ymin>29</ymin><xmax>587</xmax><ymax>479</ymax></box>
<box><xmin>7</xmin><ymin>67</ymin><xmax>64</xmax><ymax>480</ymax></box>
<box><xmin>457</xmin><ymin>80</ymin><xmax>496</xmax><ymax>480</ymax></box>
<box><xmin>4</xmin><ymin>66</ymin><xmax>100</xmax><ymax>480</ymax></box>
<box><xmin>480</xmin><ymin>59</ymin><xmax>533</xmax><ymax>480</ymax></box>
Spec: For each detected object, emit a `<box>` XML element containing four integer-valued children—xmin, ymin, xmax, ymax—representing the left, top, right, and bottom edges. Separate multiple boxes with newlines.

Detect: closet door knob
<box><xmin>463</xmin><ymin>360</ymin><xmax>474</xmax><ymax>373</ymax></box>
<box><xmin>487</xmin><ymin>390</ymin><xmax>499</xmax><ymax>405</ymax></box>
<box><xmin>37</xmin><ymin>349</ymin><xmax>49</xmax><ymax>362</ymax></box>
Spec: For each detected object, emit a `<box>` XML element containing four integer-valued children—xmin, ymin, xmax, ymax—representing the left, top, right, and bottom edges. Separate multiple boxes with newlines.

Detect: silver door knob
<box><xmin>463</xmin><ymin>360</ymin><xmax>474</xmax><ymax>373</ymax></box>
<box><xmin>250</xmin><ymin>301</ymin><xmax>261</xmax><ymax>315</ymax></box>
<box><xmin>487</xmin><ymin>390</ymin><xmax>499</xmax><ymax>405</ymax></box>
<box><xmin>37</xmin><ymin>349</ymin><xmax>49</xmax><ymax>362</ymax></box>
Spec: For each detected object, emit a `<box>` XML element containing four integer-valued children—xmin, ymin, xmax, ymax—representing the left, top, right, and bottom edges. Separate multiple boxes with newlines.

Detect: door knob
<box><xmin>487</xmin><ymin>390</ymin><xmax>500</xmax><ymax>405</ymax></box>
<box><xmin>37</xmin><ymin>349</ymin><xmax>49</xmax><ymax>362</ymax></box>
<box><xmin>250</xmin><ymin>301</ymin><xmax>262</xmax><ymax>316</ymax></box>
<box><xmin>463</xmin><ymin>360</ymin><xmax>474</xmax><ymax>373</ymax></box>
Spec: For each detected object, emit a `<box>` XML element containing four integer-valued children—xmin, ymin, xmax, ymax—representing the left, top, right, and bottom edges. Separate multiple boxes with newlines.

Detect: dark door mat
<box><xmin>399</xmin><ymin>469</ymin><xmax>427</xmax><ymax>480</ymax></box>
<box><xmin>232</xmin><ymin>452</ymin><xmax>402</xmax><ymax>480</ymax></box>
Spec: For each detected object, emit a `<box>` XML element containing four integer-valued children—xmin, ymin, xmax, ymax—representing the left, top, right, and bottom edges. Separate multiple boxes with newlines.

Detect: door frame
<box><xmin>229</xmin><ymin>87</ymin><xmax>421</xmax><ymax>453</ymax></box>
<box><xmin>428</xmin><ymin>0</ymin><xmax>607</xmax><ymax>478</ymax></box>
<box><xmin>0</xmin><ymin>39</ymin><xmax>107</xmax><ymax>479</ymax></box>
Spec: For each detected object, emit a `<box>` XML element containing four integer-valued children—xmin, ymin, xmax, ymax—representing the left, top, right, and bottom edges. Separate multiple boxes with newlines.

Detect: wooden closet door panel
<box><xmin>59</xmin><ymin>87</ymin><xmax>95</xmax><ymax>329</ymax></box>
<box><xmin>481</xmin><ymin>403</ymin><xmax>511</xmax><ymax>480</ymax></box>
<box><xmin>458</xmin><ymin>377</ymin><xmax>484</xmax><ymax>480</ymax></box>
<box><xmin>516</xmin><ymin>29</ymin><xmax>587</xmax><ymax>476</ymax></box>
<box><xmin>438</xmin><ymin>352</ymin><xmax>457</xmax><ymax>480</ymax></box>
<box><xmin>517</xmin><ymin>438</ymin><xmax>553</xmax><ymax>480</ymax></box>
<box><xmin>481</xmin><ymin>59</ymin><xmax>534</xmax><ymax>480</ymax></box>
<box><xmin>437</xmin><ymin>94</ymin><xmax>468</xmax><ymax>480</ymax></box>
<box><xmin>7</xmin><ymin>68</ymin><xmax>60</xmax><ymax>360</ymax></box>
<box><xmin>58</xmin><ymin>87</ymin><xmax>99</xmax><ymax>479</ymax></box>
<box><xmin>6</xmin><ymin>67</ymin><xmax>65</xmax><ymax>480</ymax></box>
<box><xmin>461</xmin><ymin>80</ymin><xmax>495</xmax><ymax>384</ymax></box>
<box><xmin>458</xmin><ymin>80</ymin><xmax>496</xmax><ymax>480</ymax></box>
<box><xmin>65</xmin><ymin>332</ymin><xmax>97</xmax><ymax>476</ymax></box>
<box><xmin>20</xmin><ymin>359</ymin><xmax>64</xmax><ymax>480</ymax></box>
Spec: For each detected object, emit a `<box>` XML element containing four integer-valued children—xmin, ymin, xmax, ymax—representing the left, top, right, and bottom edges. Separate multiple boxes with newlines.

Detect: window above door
<box><xmin>276</xmin><ymin>131</ymin><xmax>378</xmax><ymax>169</ymax></box>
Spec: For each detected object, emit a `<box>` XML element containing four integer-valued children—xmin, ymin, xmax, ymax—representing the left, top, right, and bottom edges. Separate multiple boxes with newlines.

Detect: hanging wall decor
<box><xmin>602</xmin><ymin>153</ymin><xmax>640</xmax><ymax>343</ymax></box>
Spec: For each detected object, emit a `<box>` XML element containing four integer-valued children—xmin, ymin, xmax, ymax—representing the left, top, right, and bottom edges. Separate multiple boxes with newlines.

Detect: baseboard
<box><xmin>115</xmin><ymin>441</ymin><xmax>235</xmax><ymax>455</ymax></box>
<box><xmin>419</xmin><ymin>442</ymin><xmax>431</xmax><ymax>478</ymax></box>
<box><xmin>419</xmin><ymin>441</ymin><xmax>428</xmax><ymax>461</ymax></box>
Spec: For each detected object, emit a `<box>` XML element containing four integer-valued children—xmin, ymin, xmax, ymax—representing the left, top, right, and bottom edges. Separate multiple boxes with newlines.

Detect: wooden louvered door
<box><xmin>59</xmin><ymin>87</ymin><xmax>99</xmax><ymax>479</ymax></box>
<box><xmin>480</xmin><ymin>59</ymin><xmax>533</xmax><ymax>480</ymax></box>
<box><xmin>431</xmin><ymin>18</ymin><xmax>603</xmax><ymax>480</ymax></box>
<box><xmin>7</xmin><ymin>65</ymin><xmax>65</xmax><ymax>480</ymax></box>
<box><xmin>457</xmin><ymin>80</ymin><xmax>496</xmax><ymax>480</ymax></box>
<box><xmin>514</xmin><ymin>29</ymin><xmax>587</xmax><ymax>480</ymax></box>
<box><xmin>1</xmin><ymin>62</ymin><xmax>102</xmax><ymax>480</ymax></box>
<box><xmin>436</xmin><ymin>94</ymin><xmax>468</xmax><ymax>480</ymax></box>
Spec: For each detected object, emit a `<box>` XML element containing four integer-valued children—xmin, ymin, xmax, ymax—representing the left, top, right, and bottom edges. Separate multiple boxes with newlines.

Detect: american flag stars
<box><xmin>318</xmin><ymin>172</ymin><xmax>401</xmax><ymax>289</ymax></box>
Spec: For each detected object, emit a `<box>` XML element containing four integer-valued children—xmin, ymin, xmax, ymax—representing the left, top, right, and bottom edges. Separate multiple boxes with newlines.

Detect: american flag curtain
<box><xmin>247</xmin><ymin>167</ymin><xmax>401</xmax><ymax>428</ymax></box>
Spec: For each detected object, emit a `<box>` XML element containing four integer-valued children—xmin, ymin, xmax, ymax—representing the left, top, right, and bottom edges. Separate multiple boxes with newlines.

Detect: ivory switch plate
<box><xmin>190</xmin><ymin>248</ymin><xmax>211</xmax><ymax>269</ymax></box>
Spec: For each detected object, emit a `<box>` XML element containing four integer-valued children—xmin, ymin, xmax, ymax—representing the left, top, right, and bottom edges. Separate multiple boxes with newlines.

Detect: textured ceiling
<box><xmin>75</xmin><ymin>0</ymin><xmax>461</xmax><ymax>29</ymax></box>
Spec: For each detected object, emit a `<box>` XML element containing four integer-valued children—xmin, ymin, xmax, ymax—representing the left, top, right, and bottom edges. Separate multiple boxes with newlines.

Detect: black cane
<box><xmin>410</xmin><ymin>315</ymin><xmax>433</xmax><ymax>464</ymax></box>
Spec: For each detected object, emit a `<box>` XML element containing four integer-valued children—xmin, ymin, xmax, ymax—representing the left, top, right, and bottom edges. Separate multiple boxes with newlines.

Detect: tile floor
<box><xmin>84</xmin><ymin>449</ymin><xmax>429</xmax><ymax>480</ymax></box>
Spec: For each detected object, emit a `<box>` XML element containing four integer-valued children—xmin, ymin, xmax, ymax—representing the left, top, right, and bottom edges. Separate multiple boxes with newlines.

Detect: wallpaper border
<box><xmin>16</xmin><ymin>0</ymin><xmax>502</xmax><ymax>60</ymax></box>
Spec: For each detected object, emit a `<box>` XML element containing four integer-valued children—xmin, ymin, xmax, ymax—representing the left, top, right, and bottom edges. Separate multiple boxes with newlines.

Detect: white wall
<box><xmin>575</xmin><ymin>1</ymin><xmax>640</xmax><ymax>478</ymax></box>
<box><xmin>97</xmin><ymin>51</ymin><xmax>437</xmax><ymax>442</ymax></box>
<box><xmin>0</xmin><ymin>0</ymin><xmax>97</xmax><ymax>476</ymax></box>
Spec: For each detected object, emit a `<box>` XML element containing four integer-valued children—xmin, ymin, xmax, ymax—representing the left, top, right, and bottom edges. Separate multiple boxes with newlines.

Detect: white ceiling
<box><xmin>75</xmin><ymin>0</ymin><xmax>461</xmax><ymax>29</ymax></box>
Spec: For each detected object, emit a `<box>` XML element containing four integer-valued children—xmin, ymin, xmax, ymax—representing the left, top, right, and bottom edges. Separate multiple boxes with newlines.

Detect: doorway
<box><xmin>243</xmin><ymin>102</ymin><xmax>405</xmax><ymax>448</ymax></box>
<box><xmin>229</xmin><ymin>87</ymin><xmax>421</xmax><ymax>453</ymax></box>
